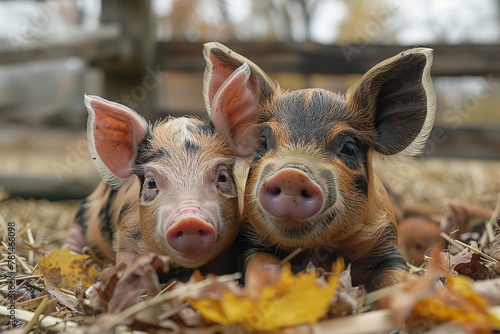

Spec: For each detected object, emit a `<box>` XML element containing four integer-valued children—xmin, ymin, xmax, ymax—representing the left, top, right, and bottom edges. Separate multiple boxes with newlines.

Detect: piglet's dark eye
<box><xmin>258</xmin><ymin>135</ymin><xmax>268</xmax><ymax>150</ymax></box>
<box><xmin>147</xmin><ymin>177</ymin><xmax>157</xmax><ymax>189</ymax></box>
<box><xmin>341</xmin><ymin>141</ymin><xmax>358</xmax><ymax>157</ymax></box>
<box><xmin>142</xmin><ymin>176</ymin><xmax>159</xmax><ymax>202</ymax></box>
<box><xmin>217</xmin><ymin>170</ymin><xmax>237</xmax><ymax>197</ymax></box>
<box><xmin>217</xmin><ymin>172</ymin><xmax>227</xmax><ymax>183</ymax></box>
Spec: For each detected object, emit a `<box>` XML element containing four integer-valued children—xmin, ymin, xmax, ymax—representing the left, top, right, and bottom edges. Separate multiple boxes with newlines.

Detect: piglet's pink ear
<box><xmin>211</xmin><ymin>63</ymin><xmax>261</xmax><ymax>157</ymax></box>
<box><xmin>85</xmin><ymin>95</ymin><xmax>148</xmax><ymax>186</ymax></box>
<box><xmin>203</xmin><ymin>42</ymin><xmax>276</xmax><ymax>157</ymax></box>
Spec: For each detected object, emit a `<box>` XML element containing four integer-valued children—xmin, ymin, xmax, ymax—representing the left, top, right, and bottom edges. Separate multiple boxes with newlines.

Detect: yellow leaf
<box><xmin>221</xmin><ymin>294</ymin><xmax>255</xmax><ymax>324</ymax></box>
<box><xmin>187</xmin><ymin>258</ymin><xmax>344</xmax><ymax>331</ymax></box>
<box><xmin>389</xmin><ymin>248</ymin><xmax>500</xmax><ymax>333</ymax></box>
<box><xmin>35</xmin><ymin>248</ymin><xmax>99</xmax><ymax>291</ymax></box>
<box><xmin>413</xmin><ymin>274</ymin><xmax>500</xmax><ymax>333</ymax></box>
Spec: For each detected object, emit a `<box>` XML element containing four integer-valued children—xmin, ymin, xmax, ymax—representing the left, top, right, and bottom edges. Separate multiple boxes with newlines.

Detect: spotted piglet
<box><xmin>203</xmin><ymin>42</ymin><xmax>436</xmax><ymax>292</ymax></box>
<box><xmin>64</xmin><ymin>95</ymin><xmax>241</xmax><ymax>280</ymax></box>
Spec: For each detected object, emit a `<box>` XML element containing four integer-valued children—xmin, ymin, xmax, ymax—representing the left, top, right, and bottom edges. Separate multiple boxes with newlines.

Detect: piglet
<box><xmin>64</xmin><ymin>95</ymin><xmax>241</xmax><ymax>280</ymax></box>
<box><xmin>397</xmin><ymin>201</ymin><xmax>493</xmax><ymax>266</ymax></box>
<box><xmin>202</xmin><ymin>42</ymin><xmax>436</xmax><ymax>293</ymax></box>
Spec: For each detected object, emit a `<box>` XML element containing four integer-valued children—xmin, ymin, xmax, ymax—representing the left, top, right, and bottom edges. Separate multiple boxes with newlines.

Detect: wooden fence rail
<box><xmin>158</xmin><ymin>42</ymin><xmax>500</xmax><ymax>77</ymax></box>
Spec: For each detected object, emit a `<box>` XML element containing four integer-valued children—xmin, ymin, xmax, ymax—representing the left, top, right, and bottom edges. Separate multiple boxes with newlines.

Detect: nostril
<box><xmin>301</xmin><ymin>189</ymin><xmax>312</xmax><ymax>198</ymax></box>
<box><xmin>269</xmin><ymin>187</ymin><xmax>281</xmax><ymax>196</ymax></box>
<box><xmin>174</xmin><ymin>231</ymin><xmax>183</xmax><ymax>238</ymax></box>
<box><xmin>199</xmin><ymin>229</ymin><xmax>207</xmax><ymax>236</ymax></box>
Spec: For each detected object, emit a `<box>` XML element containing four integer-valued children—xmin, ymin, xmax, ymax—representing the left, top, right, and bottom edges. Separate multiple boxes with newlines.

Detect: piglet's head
<box><xmin>85</xmin><ymin>95</ymin><xmax>239</xmax><ymax>268</ymax></box>
<box><xmin>203</xmin><ymin>42</ymin><xmax>436</xmax><ymax>249</ymax></box>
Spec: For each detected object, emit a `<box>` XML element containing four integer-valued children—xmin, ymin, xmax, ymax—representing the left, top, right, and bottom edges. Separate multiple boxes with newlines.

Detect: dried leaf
<box><xmin>454</xmin><ymin>253</ymin><xmax>490</xmax><ymax>280</ymax></box>
<box><xmin>442</xmin><ymin>241</ymin><xmax>493</xmax><ymax>280</ymax></box>
<box><xmin>35</xmin><ymin>248</ymin><xmax>99</xmax><ymax>291</ymax></box>
<box><xmin>187</xmin><ymin>258</ymin><xmax>344</xmax><ymax>332</ymax></box>
<box><xmin>328</xmin><ymin>264</ymin><xmax>365</xmax><ymax>317</ymax></box>
<box><xmin>106</xmin><ymin>254</ymin><xmax>169</xmax><ymax>315</ymax></box>
<box><xmin>94</xmin><ymin>262</ymin><xmax>127</xmax><ymax>310</ymax></box>
<box><xmin>86</xmin><ymin>254</ymin><xmax>171</xmax><ymax>330</ymax></box>
<box><xmin>412</xmin><ymin>274</ymin><xmax>500</xmax><ymax>333</ymax></box>
<box><xmin>388</xmin><ymin>249</ymin><xmax>500</xmax><ymax>333</ymax></box>
<box><xmin>444</xmin><ymin>247</ymin><xmax>471</xmax><ymax>273</ymax></box>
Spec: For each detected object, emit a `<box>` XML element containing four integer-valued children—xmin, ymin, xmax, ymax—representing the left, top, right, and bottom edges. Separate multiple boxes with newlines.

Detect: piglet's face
<box><xmin>85</xmin><ymin>95</ymin><xmax>239</xmax><ymax>268</ymax></box>
<box><xmin>243</xmin><ymin>89</ymin><xmax>375</xmax><ymax>248</ymax></box>
<box><xmin>133</xmin><ymin>118</ymin><xmax>239</xmax><ymax>267</ymax></box>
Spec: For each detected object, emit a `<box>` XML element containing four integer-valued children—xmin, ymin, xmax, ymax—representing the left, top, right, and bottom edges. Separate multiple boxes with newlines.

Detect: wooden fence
<box><xmin>0</xmin><ymin>1</ymin><xmax>498</xmax><ymax>199</ymax></box>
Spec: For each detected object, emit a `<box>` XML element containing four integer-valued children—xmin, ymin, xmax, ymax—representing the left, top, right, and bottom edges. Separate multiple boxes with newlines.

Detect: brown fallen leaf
<box><xmin>442</xmin><ymin>241</ymin><xmax>494</xmax><ymax>280</ymax></box>
<box><xmin>449</xmin><ymin>245</ymin><xmax>473</xmax><ymax>268</ymax></box>
<box><xmin>454</xmin><ymin>253</ymin><xmax>490</xmax><ymax>280</ymax></box>
<box><xmin>441</xmin><ymin>247</ymin><xmax>471</xmax><ymax>274</ymax></box>
<box><xmin>94</xmin><ymin>262</ymin><xmax>127</xmax><ymax>311</ymax></box>
<box><xmin>106</xmin><ymin>254</ymin><xmax>169</xmax><ymax>314</ymax></box>
<box><xmin>81</xmin><ymin>262</ymin><xmax>125</xmax><ymax>314</ymax></box>
<box><xmin>86</xmin><ymin>253</ymin><xmax>170</xmax><ymax>330</ymax></box>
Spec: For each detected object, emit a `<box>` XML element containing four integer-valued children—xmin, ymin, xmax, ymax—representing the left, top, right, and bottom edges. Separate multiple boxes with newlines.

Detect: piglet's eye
<box><xmin>217</xmin><ymin>172</ymin><xmax>227</xmax><ymax>183</ymax></box>
<box><xmin>258</xmin><ymin>135</ymin><xmax>268</xmax><ymax>150</ymax></box>
<box><xmin>341</xmin><ymin>141</ymin><xmax>358</xmax><ymax>157</ymax></box>
<box><xmin>147</xmin><ymin>177</ymin><xmax>157</xmax><ymax>189</ymax></box>
<box><xmin>216</xmin><ymin>170</ymin><xmax>237</xmax><ymax>197</ymax></box>
<box><xmin>142</xmin><ymin>176</ymin><xmax>159</xmax><ymax>202</ymax></box>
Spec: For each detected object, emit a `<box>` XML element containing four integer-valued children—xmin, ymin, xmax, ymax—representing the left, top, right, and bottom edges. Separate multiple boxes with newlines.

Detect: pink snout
<box><xmin>166</xmin><ymin>216</ymin><xmax>215</xmax><ymax>258</ymax></box>
<box><xmin>259</xmin><ymin>167</ymin><xmax>324</xmax><ymax>220</ymax></box>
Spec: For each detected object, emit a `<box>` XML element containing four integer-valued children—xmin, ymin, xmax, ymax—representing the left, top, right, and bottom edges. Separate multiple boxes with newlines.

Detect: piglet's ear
<box><xmin>346</xmin><ymin>48</ymin><xmax>436</xmax><ymax>159</ymax></box>
<box><xmin>210</xmin><ymin>63</ymin><xmax>261</xmax><ymax>157</ymax></box>
<box><xmin>85</xmin><ymin>95</ymin><xmax>149</xmax><ymax>186</ymax></box>
<box><xmin>203</xmin><ymin>42</ymin><xmax>276</xmax><ymax>157</ymax></box>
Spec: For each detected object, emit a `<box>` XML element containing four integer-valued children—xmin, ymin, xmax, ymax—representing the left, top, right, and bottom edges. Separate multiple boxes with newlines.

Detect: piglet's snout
<box><xmin>259</xmin><ymin>167</ymin><xmax>323</xmax><ymax>220</ymax></box>
<box><xmin>166</xmin><ymin>215</ymin><xmax>215</xmax><ymax>258</ymax></box>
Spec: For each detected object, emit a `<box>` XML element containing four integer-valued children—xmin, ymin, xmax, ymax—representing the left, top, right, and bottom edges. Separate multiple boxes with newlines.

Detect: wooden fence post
<box><xmin>99</xmin><ymin>0</ymin><xmax>158</xmax><ymax>119</ymax></box>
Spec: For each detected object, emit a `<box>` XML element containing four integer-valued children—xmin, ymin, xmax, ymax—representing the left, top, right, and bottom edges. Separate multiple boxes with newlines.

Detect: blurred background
<box><xmin>0</xmin><ymin>0</ymin><xmax>499</xmax><ymax>206</ymax></box>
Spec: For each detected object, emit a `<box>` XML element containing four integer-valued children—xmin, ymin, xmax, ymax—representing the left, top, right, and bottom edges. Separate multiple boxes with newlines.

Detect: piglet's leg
<box><xmin>374</xmin><ymin>268</ymin><xmax>407</xmax><ymax>309</ymax></box>
<box><xmin>63</xmin><ymin>224</ymin><xmax>86</xmax><ymax>254</ymax></box>
<box><xmin>247</xmin><ymin>252</ymin><xmax>282</xmax><ymax>273</ymax></box>
<box><xmin>115</xmin><ymin>251</ymin><xmax>141</xmax><ymax>267</ymax></box>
